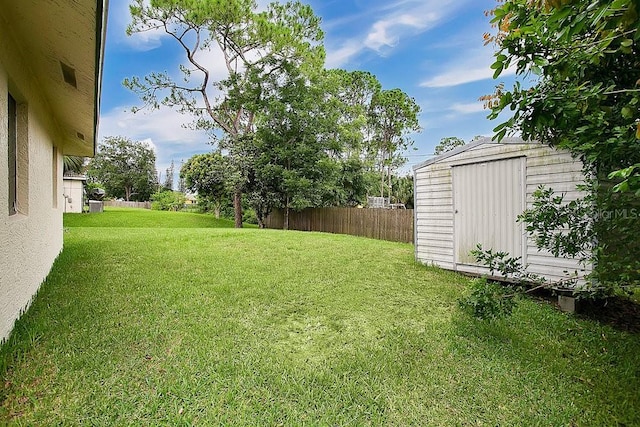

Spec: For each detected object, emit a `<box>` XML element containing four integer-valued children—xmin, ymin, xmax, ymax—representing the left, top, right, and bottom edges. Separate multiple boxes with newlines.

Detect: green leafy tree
<box><xmin>434</xmin><ymin>137</ymin><xmax>465</xmax><ymax>155</ymax></box>
<box><xmin>320</xmin><ymin>70</ymin><xmax>384</xmax><ymax>207</ymax></box>
<box><xmin>63</xmin><ymin>156</ymin><xmax>86</xmax><ymax>175</ymax></box>
<box><xmin>330</xmin><ymin>158</ymin><xmax>371</xmax><ymax>207</ymax></box>
<box><xmin>247</xmin><ymin>68</ymin><xmax>397</xmax><ymax>224</ymax></box>
<box><xmin>319</xmin><ymin>71</ymin><xmax>419</xmax><ymax>206</ymax></box>
<box><xmin>252</xmin><ymin>65</ymin><xmax>338</xmax><ymax>229</ymax></box>
<box><xmin>151</xmin><ymin>190</ymin><xmax>186</xmax><ymax>211</ymax></box>
<box><xmin>485</xmin><ymin>0</ymin><xmax>640</xmax><ymax>295</ymax></box>
<box><xmin>488</xmin><ymin>0</ymin><xmax>639</xmax><ymax>174</ymax></box>
<box><xmin>368</xmin><ymin>89</ymin><xmax>421</xmax><ymax>199</ymax></box>
<box><xmin>391</xmin><ymin>175</ymin><xmax>414</xmax><ymax>208</ymax></box>
<box><xmin>322</xmin><ymin>69</ymin><xmax>382</xmax><ymax>160</ymax></box>
<box><xmin>177</xmin><ymin>160</ymin><xmax>187</xmax><ymax>193</ymax></box>
<box><xmin>180</xmin><ymin>152</ymin><xmax>231</xmax><ymax>219</ymax></box>
<box><xmin>87</xmin><ymin>136</ymin><xmax>157</xmax><ymax>201</ymax></box>
<box><xmin>246</xmin><ymin>173</ymin><xmax>281</xmax><ymax>228</ymax></box>
<box><xmin>125</xmin><ymin>0</ymin><xmax>324</xmax><ymax>228</ymax></box>
<box><xmin>163</xmin><ymin>160</ymin><xmax>175</xmax><ymax>191</ymax></box>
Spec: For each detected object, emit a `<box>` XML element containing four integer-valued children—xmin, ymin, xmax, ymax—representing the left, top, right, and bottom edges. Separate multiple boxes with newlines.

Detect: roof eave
<box><xmin>413</xmin><ymin>136</ymin><xmax>540</xmax><ymax>172</ymax></box>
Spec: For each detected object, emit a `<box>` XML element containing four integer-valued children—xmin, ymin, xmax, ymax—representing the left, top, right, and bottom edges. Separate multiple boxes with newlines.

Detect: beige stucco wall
<box><xmin>0</xmin><ymin>28</ymin><xmax>64</xmax><ymax>342</ymax></box>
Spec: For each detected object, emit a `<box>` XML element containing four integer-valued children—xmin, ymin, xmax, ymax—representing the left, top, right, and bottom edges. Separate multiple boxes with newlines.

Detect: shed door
<box><xmin>453</xmin><ymin>157</ymin><xmax>525</xmax><ymax>266</ymax></box>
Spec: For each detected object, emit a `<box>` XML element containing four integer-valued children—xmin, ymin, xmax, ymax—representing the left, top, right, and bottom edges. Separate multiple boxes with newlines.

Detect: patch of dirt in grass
<box><xmin>577</xmin><ymin>297</ymin><xmax>640</xmax><ymax>334</ymax></box>
<box><xmin>531</xmin><ymin>290</ymin><xmax>640</xmax><ymax>333</ymax></box>
<box><xmin>1</xmin><ymin>374</ymin><xmax>35</xmax><ymax>422</ymax></box>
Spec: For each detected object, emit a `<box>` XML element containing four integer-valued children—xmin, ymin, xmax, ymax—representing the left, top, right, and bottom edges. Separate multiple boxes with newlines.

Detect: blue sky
<box><xmin>99</xmin><ymin>0</ymin><xmax>518</xmax><ymax>178</ymax></box>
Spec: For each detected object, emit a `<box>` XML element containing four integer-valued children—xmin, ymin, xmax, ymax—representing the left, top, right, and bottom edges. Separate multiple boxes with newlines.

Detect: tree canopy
<box><xmin>488</xmin><ymin>0</ymin><xmax>639</xmax><ymax>181</ymax></box>
<box><xmin>368</xmin><ymin>89</ymin><xmax>421</xmax><ymax>199</ymax></box>
<box><xmin>63</xmin><ymin>156</ymin><xmax>86</xmax><ymax>175</ymax></box>
<box><xmin>125</xmin><ymin>2</ymin><xmax>422</xmax><ymax>226</ymax></box>
<box><xmin>487</xmin><ymin>0</ymin><xmax>640</xmax><ymax>293</ymax></box>
<box><xmin>87</xmin><ymin>136</ymin><xmax>157</xmax><ymax>201</ymax></box>
<box><xmin>180</xmin><ymin>152</ymin><xmax>230</xmax><ymax>218</ymax></box>
<box><xmin>125</xmin><ymin>0</ymin><xmax>325</xmax><ymax>227</ymax></box>
<box><xmin>434</xmin><ymin>137</ymin><xmax>465</xmax><ymax>155</ymax></box>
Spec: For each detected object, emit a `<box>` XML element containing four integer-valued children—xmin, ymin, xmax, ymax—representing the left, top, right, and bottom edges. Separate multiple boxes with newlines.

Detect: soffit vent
<box><xmin>60</xmin><ymin>62</ymin><xmax>78</xmax><ymax>88</ymax></box>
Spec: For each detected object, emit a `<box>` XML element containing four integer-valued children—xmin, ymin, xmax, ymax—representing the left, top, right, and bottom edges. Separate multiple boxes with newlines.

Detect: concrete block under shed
<box><xmin>558</xmin><ymin>295</ymin><xmax>578</xmax><ymax>313</ymax></box>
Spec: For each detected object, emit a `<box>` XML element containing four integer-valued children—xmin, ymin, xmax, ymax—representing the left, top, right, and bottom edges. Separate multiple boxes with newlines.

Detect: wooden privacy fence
<box><xmin>264</xmin><ymin>207</ymin><xmax>414</xmax><ymax>243</ymax></box>
<box><xmin>105</xmin><ymin>200</ymin><xmax>152</xmax><ymax>209</ymax></box>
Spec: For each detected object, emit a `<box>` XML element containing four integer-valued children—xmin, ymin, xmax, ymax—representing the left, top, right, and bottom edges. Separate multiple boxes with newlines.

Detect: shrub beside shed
<box><xmin>413</xmin><ymin>137</ymin><xmax>588</xmax><ymax>283</ymax></box>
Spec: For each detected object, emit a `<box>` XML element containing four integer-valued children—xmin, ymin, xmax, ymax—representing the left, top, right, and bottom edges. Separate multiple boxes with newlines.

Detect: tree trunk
<box><xmin>256</xmin><ymin>208</ymin><xmax>266</xmax><ymax>229</ymax></box>
<box><xmin>388</xmin><ymin>165</ymin><xmax>392</xmax><ymax>202</ymax></box>
<box><xmin>233</xmin><ymin>189</ymin><xmax>243</xmax><ymax>228</ymax></box>
<box><xmin>284</xmin><ymin>196</ymin><xmax>290</xmax><ymax>230</ymax></box>
<box><xmin>380</xmin><ymin>157</ymin><xmax>385</xmax><ymax>198</ymax></box>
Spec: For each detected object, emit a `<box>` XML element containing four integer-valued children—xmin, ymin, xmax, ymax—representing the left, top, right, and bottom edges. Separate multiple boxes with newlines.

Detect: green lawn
<box><xmin>63</xmin><ymin>207</ymin><xmax>243</xmax><ymax>228</ymax></box>
<box><xmin>1</xmin><ymin>209</ymin><xmax>639</xmax><ymax>425</ymax></box>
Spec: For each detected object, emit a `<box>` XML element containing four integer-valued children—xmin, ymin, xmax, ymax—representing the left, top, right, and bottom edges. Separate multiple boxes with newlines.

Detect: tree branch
<box><xmin>603</xmin><ymin>88</ymin><xmax>640</xmax><ymax>95</ymax></box>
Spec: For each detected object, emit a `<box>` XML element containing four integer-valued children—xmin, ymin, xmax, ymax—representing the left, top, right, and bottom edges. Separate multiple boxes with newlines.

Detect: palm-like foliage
<box><xmin>63</xmin><ymin>156</ymin><xmax>86</xmax><ymax>175</ymax></box>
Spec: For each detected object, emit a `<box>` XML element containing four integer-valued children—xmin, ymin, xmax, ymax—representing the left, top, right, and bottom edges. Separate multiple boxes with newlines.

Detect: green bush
<box><xmin>151</xmin><ymin>190</ymin><xmax>186</xmax><ymax>211</ymax></box>
<box><xmin>458</xmin><ymin>278</ymin><xmax>518</xmax><ymax>320</ymax></box>
<box><xmin>242</xmin><ymin>208</ymin><xmax>258</xmax><ymax>224</ymax></box>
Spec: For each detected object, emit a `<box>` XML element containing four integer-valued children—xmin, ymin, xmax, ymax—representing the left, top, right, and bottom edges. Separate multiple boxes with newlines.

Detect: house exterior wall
<box><xmin>0</xmin><ymin>27</ymin><xmax>64</xmax><ymax>342</ymax></box>
<box><xmin>63</xmin><ymin>179</ymin><xmax>85</xmax><ymax>213</ymax></box>
<box><xmin>414</xmin><ymin>139</ymin><xmax>588</xmax><ymax>283</ymax></box>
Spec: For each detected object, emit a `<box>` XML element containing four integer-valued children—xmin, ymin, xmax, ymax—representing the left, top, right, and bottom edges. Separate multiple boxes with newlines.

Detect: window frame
<box><xmin>8</xmin><ymin>93</ymin><xmax>17</xmax><ymax>216</ymax></box>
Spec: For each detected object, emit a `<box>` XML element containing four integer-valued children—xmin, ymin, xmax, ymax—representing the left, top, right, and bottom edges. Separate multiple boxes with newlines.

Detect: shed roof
<box><xmin>412</xmin><ymin>137</ymin><xmax>541</xmax><ymax>171</ymax></box>
<box><xmin>63</xmin><ymin>173</ymin><xmax>88</xmax><ymax>181</ymax></box>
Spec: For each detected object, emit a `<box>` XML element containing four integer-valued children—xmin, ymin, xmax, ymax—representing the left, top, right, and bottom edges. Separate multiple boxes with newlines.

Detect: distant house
<box><xmin>184</xmin><ymin>191</ymin><xmax>197</xmax><ymax>205</ymax></box>
<box><xmin>63</xmin><ymin>173</ymin><xmax>87</xmax><ymax>213</ymax></box>
<box><xmin>412</xmin><ymin>137</ymin><xmax>588</xmax><ymax>283</ymax></box>
<box><xmin>0</xmin><ymin>1</ymin><xmax>107</xmax><ymax>342</ymax></box>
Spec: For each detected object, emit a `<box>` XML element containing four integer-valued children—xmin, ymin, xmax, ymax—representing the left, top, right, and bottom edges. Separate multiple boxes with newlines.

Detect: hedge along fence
<box><xmin>104</xmin><ymin>200</ymin><xmax>152</xmax><ymax>209</ymax></box>
<box><xmin>264</xmin><ymin>207</ymin><xmax>414</xmax><ymax>243</ymax></box>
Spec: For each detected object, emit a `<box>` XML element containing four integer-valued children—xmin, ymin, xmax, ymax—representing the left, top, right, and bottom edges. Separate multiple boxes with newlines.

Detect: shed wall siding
<box><xmin>414</xmin><ymin>142</ymin><xmax>588</xmax><ymax>283</ymax></box>
<box><xmin>414</xmin><ymin>161</ymin><xmax>454</xmax><ymax>269</ymax></box>
<box><xmin>63</xmin><ymin>179</ymin><xmax>84</xmax><ymax>213</ymax></box>
<box><xmin>523</xmin><ymin>147</ymin><xmax>588</xmax><ymax>281</ymax></box>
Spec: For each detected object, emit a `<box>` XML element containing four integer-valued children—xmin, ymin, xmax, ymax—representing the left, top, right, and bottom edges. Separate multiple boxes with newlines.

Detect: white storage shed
<box><xmin>63</xmin><ymin>175</ymin><xmax>86</xmax><ymax>213</ymax></box>
<box><xmin>413</xmin><ymin>137</ymin><xmax>588</xmax><ymax>282</ymax></box>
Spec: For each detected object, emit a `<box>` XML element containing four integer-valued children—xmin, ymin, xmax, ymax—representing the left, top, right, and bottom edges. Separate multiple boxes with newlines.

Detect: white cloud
<box><xmin>189</xmin><ymin>45</ymin><xmax>231</xmax><ymax>84</ymax></box>
<box><xmin>139</xmin><ymin>138</ymin><xmax>157</xmax><ymax>153</ymax></box>
<box><xmin>98</xmin><ymin>106</ymin><xmax>212</xmax><ymax>173</ymax></box>
<box><xmin>365</xmin><ymin>13</ymin><xmax>431</xmax><ymax>51</ymax></box>
<box><xmin>448</xmin><ymin>102</ymin><xmax>486</xmax><ymax>115</ymax></box>
<box><xmin>420</xmin><ymin>49</ymin><xmax>517</xmax><ymax>88</ymax></box>
<box><xmin>323</xmin><ymin>0</ymin><xmax>460</xmax><ymax>68</ymax></box>
<box><xmin>421</xmin><ymin>66</ymin><xmax>496</xmax><ymax>88</ymax></box>
<box><xmin>99</xmin><ymin>107</ymin><xmax>210</xmax><ymax>147</ymax></box>
<box><xmin>325</xmin><ymin>41</ymin><xmax>364</xmax><ymax>69</ymax></box>
<box><xmin>109</xmin><ymin>0</ymin><xmax>166</xmax><ymax>51</ymax></box>
<box><xmin>127</xmin><ymin>30</ymin><xmax>165</xmax><ymax>52</ymax></box>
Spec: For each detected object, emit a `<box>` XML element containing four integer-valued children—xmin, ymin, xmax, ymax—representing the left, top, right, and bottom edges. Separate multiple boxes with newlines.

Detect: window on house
<box><xmin>8</xmin><ymin>93</ymin><xmax>17</xmax><ymax>215</ymax></box>
<box><xmin>7</xmin><ymin>92</ymin><xmax>28</xmax><ymax>216</ymax></box>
